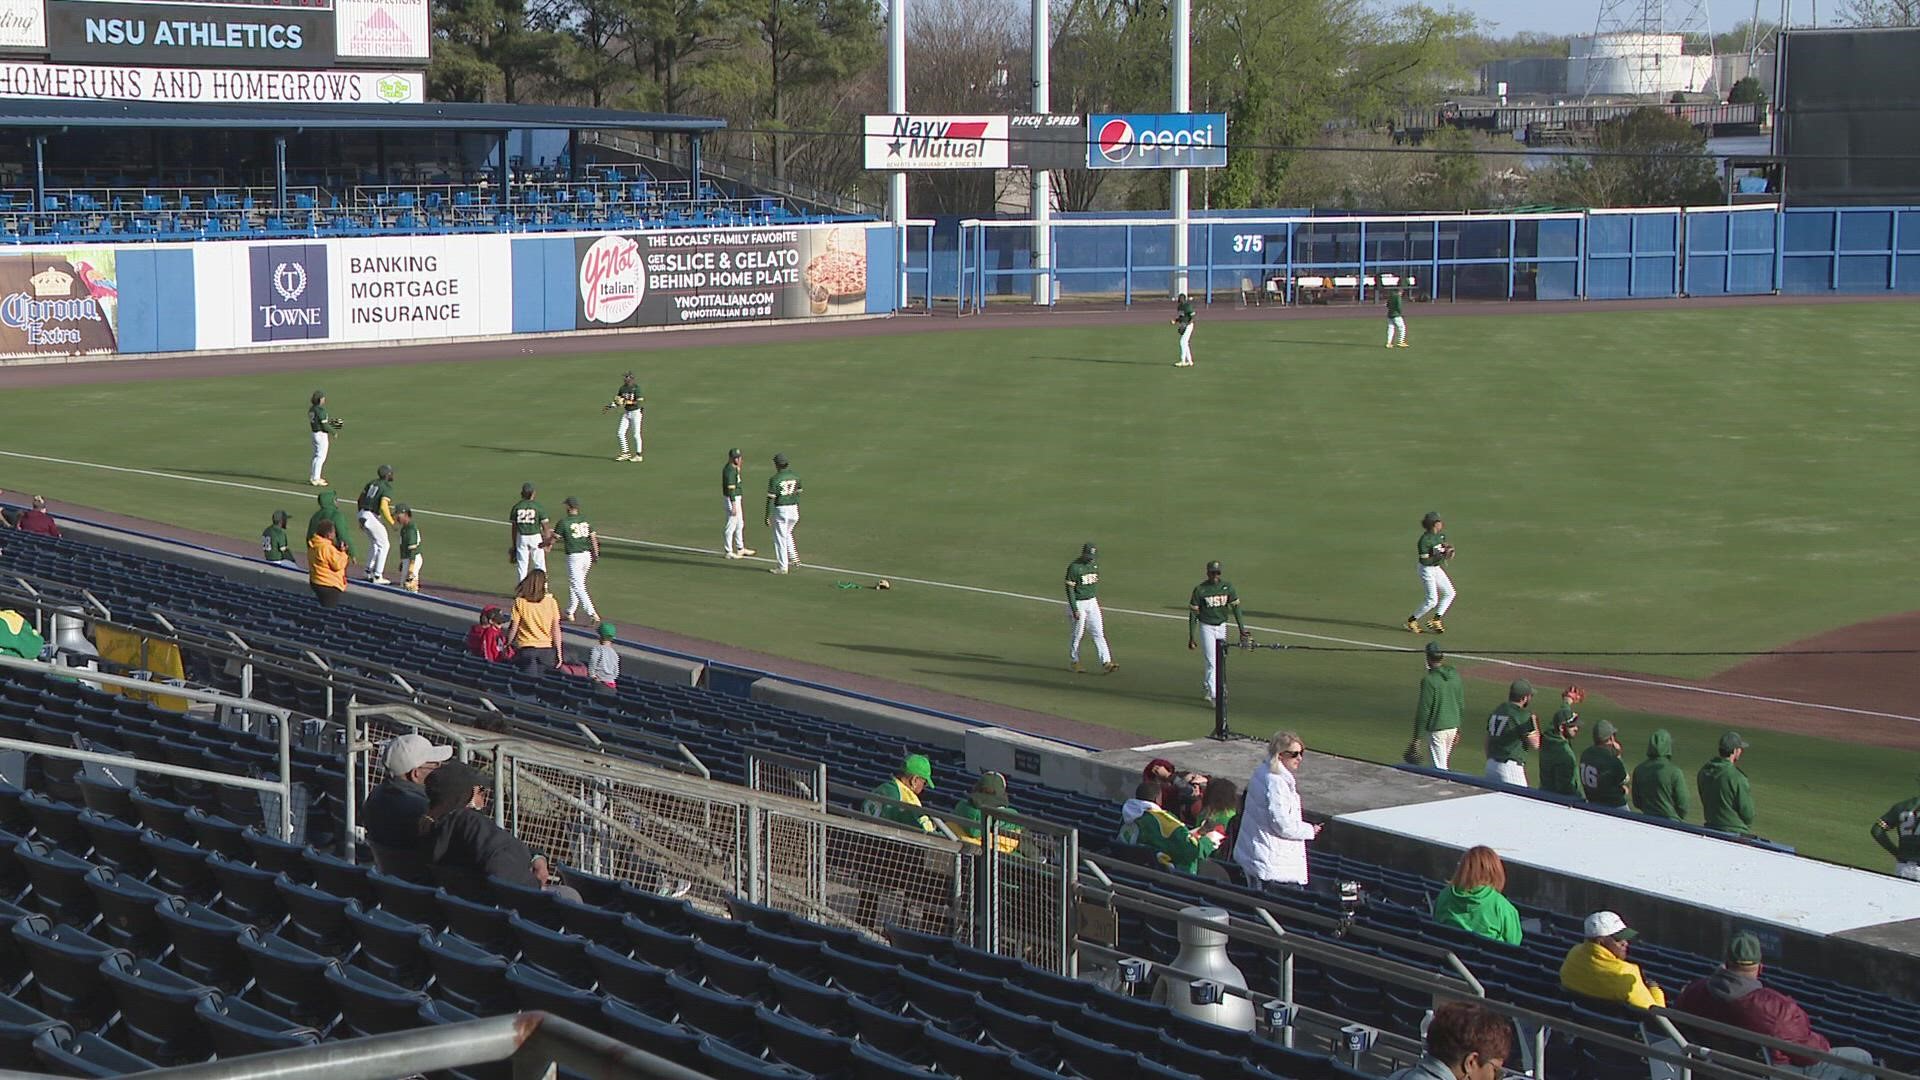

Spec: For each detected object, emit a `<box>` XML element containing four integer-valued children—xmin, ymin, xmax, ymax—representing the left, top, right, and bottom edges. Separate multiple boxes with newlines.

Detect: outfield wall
<box><xmin>0</xmin><ymin>222</ymin><xmax>899</xmax><ymax>362</ymax></box>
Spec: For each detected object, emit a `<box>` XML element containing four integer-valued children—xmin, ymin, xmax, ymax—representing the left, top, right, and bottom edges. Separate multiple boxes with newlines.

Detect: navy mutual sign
<box><xmin>48</xmin><ymin>0</ymin><xmax>337</xmax><ymax>66</ymax></box>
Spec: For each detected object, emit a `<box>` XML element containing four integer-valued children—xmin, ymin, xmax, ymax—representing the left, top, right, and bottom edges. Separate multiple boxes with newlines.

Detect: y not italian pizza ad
<box><xmin>574</xmin><ymin>226</ymin><xmax>867</xmax><ymax>330</ymax></box>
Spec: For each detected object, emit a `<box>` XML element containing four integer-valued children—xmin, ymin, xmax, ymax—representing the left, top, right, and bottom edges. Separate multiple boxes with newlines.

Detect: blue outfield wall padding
<box><xmin>151</xmin><ymin>248</ymin><xmax>195</xmax><ymax>352</ymax></box>
<box><xmin>114</xmin><ymin>248</ymin><xmax>158</xmax><ymax>354</ymax></box>
<box><xmin>865</xmin><ymin>226</ymin><xmax>898</xmax><ymax>313</ymax></box>
<box><xmin>511</xmin><ymin>238</ymin><xmax>548</xmax><ymax>333</ymax></box>
<box><xmin>543</xmin><ymin>238</ymin><xmax>575</xmax><ymax>331</ymax></box>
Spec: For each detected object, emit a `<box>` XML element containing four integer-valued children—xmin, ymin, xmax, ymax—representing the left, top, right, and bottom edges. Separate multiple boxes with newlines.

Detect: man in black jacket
<box><xmin>362</xmin><ymin>733</ymin><xmax>452</xmax><ymax>882</ymax></box>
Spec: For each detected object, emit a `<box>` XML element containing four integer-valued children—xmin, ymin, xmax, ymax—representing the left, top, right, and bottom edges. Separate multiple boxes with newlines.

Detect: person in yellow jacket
<box><xmin>307</xmin><ymin>520</ymin><xmax>351</xmax><ymax>608</ymax></box>
<box><xmin>1560</xmin><ymin>910</ymin><xmax>1666</xmax><ymax>1009</ymax></box>
<box><xmin>862</xmin><ymin>754</ymin><xmax>936</xmax><ymax>833</ymax></box>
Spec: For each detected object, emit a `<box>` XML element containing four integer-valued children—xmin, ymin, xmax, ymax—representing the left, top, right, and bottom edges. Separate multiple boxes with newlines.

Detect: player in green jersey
<box><xmin>1872</xmin><ymin>786</ymin><xmax>1920</xmax><ymax>880</ymax></box>
<box><xmin>395</xmin><ymin>505</ymin><xmax>423</xmax><ymax>592</ymax></box>
<box><xmin>1384</xmin><ymin>284</ymin><xmax>1409</xmax><ymax>348</ymax></box>
<box><xmin>721</xmin><ymin>448</ymin><xmax>756</xmax><ymax>559</ymax></box>
<box><xmin>1064</xmin><ymin>542</ymin><xmax>1116</xmax><ymax>674</ymax></box>
<box><xmin>261</xmin><ymin>510</ymin><xmax>297</xmax><ymax>570</ymax></box>
<box><xmin>1483</xmin><ymin>679</ymin><xmax>1540</xmax><ymax>787</ymax></box>
<box><xmin>508</xmin><ymin>482</ymin><xmax>552</xmax><ymax>584</ymax></box>
<box><xmin>307</xmin><ymin>389</ymin><xmax>344</xmax><ymax>486</ymax></box>
<box><xmin>1407</xmin><ymin>511</ymin><xmax>1456</xmax><ymax>634</ymax></box>
<box><xmin>607</xmin><ymin>372</ymin><xmax>645</xmax><ymax>462</ymax></box>
<box><xmin>1539</xmin><ymin>707</ymin><xmax>1582</xmax><ymax>799</ymax></box>
<box><xmin>558</xmin><ymin>496</ymin><xmax>601</xmax><ymax>623</ymax></box>
<box><xmin>1188</xmin><ymin>560</ymin><xmax>1248</xmax><ymax>703</ymax></box>
<box><xmin>1580</xmin><ymin>716</ymin><xmax>1630</xmax><ymax>808</ymax></box>
<box><xmin>355</xmin><ymin>464</ymin><xmax>397</xmax><ymax>585</ymax></box>
<box><xmin>765</xmin><ymin>453</ymin><xmax>803</xmax><ymax>574</ymax></box>
<box><xmin>1172</xmin><ymin>294</ymin><xmax>1196</xmax><ymax>367</ymax></box>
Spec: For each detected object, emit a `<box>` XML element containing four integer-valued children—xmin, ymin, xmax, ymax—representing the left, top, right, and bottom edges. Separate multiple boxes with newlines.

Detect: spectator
<box><xmin>1631</xmin><ymin>729</ymin><xmax>1692</xmax><ymax>822</ymax></box>
<box><xmin>953</xmin><ymin>771</ymin><xmax>1021</xmax><ymax>853</ymax></box>
<box><xmin>1675</xmin><ymin>933</ymin><xmax>1877</xmax><ymax>1079</ymax></box>
<box><xmin>1581</xmin><ymin>719</ymin><xmax>1630</xmax><ymax>809</ymax></box>
<box><xmin>1560</xmin><ymin>910</ymin><xmax>1665</xmax><ymax>1009</ymax></box>
<box><xmin>1699</xmin><ymin>731</ymin><xmax>1756</xmax><ymax>836</ymax></box>
<box><xmin>1482</xmin><ymin>680</ymin><xmax>1540</xmax><ymax>787</ymax></box>
<box><xmin>0</xmin><ymin>609</ymin><xmax>45</xmax><ymax>660</ymax></box>
<box><xmin>1431</xmin><ymin>845</ymin><xmax>1522</xmax><ymax>946</ymax></box>
<box><xmin>1142</xmin><ymin>758</ymin><xmax>1206</xmax><ymax>825</ymax></box>
<box><xmin>1195</xmin><ymin>777</ymin><xmax>1240</xmax><ymax>855</ymax></box>
<box><xmin>506</xmin><ymin>570</ymin><xmax>563</xmax><ymax>676</ymax></box>
<box><xmin>261</xmin><ymin>509</ymin><xmax>298</xmax><ymax>569</ymax></box>
<box><xmin>1538</xmin><ymin>705</ymin><xmax>1582</xmax><ymax>800</ymax></box>
<box><xmin>361</xmin><ymin>733</ymin><xmax>452</xmax><ymax>882</ymax></box>
<box><xmin>1119</xmin><ymin>780</ymin><xmax>1211</xmax><ymax>874</ymax></box>
<box><xmin>1407</xmin><ymin>642</ymin><xmax>1464</xmax><ymax>769</ymax></box>
<box><xmin>418</xmin><ymin>762</ymin><xmax>581</xmax><ymax>902</ymax></box>
<box><xmin>306</xmin><ymin>520</ymin><xmax>349</xmax><ymax>608</ymax></box>
<box><xmin>587</xmin><ymin>622</ymin><xmax>619</xmax><ymax>690</ymax></box>
<box><xmin>862</xmin><ymin>753</ymin><xmax>937</xmax><ymax>833</ymax></box>
<box><xmin>1871</xmin><ymin>782</ymin><xmax>1920</xmax><ymax>881</ymax></box>
<box><xmin>305</xmin><ymin>490</ymin><xmax>360</xmax><ymax>563</ymax></box>
<box><xmin>1388</xmin><ymin>999</ymin><xmax>1514</xmax><ymax>1080</ymax></box>
<box><xmin>1233</xmin><ymin>730</ymin><xmax>1321</xmax><ymax>888</ymax></box>
<box><xmin>465</xmin><ymin>606</ymin><xmax>515</xmax><ymax>663</ymax></box>
<box><xmin>15</xmin><ymin>496</ymin><xmax>59</xmax><ymax>538</ymax></box>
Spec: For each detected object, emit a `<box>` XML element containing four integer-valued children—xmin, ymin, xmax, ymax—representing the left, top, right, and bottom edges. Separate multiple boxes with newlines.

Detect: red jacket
<box><xmin>465</xmin><ymin>623</ymin><xmax>514</xmax><ymax>663</ymax></box>
<box><xmin>15</xmin><ymin>510</ymin><xmax>59</xmax><ymax>537</ymax></box>
<box><xmin>1675</xmin><ymin>968</ymin><xmax>1830</xmax><ymax>1066</ymax></box>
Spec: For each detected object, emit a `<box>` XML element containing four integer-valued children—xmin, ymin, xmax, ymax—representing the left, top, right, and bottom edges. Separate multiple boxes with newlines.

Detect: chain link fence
<box><xmin>979</xmin><ymin>809</ymin><xmax>1077</xmax><ymax>973</ymax></box>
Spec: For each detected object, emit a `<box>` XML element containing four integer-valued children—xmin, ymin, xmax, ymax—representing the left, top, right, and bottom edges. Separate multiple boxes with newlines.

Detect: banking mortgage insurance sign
<box><xmin>1087</xmin><ymin>113</ymin><xmax>1227</xmax><ymax>170</ymax></box>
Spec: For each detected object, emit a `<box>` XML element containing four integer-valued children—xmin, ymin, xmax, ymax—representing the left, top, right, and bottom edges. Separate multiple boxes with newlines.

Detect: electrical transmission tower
<box><xmin>1583</xmin><ymin>0</ymin><xmax>1716</xmax><ymax>97</ymax></box>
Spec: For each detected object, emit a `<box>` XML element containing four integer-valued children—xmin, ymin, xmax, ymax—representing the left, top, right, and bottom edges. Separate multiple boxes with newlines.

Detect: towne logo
<box><xmin>578</xmin><ymin>234</ymin><xmax>643</xmax><ymax>324</ymax></box>
<box><xmin>250</xmin><ymin>244</ymin><xmax>329</xmax><ymax>341</ymax></box>
<box><xmin>862</xmin><ymin>114</ymin><xmax>1010</xmax><ymax>170</ymax></box>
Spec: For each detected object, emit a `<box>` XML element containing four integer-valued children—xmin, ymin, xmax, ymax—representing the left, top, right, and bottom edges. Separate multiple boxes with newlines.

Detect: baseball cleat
<box><xmin>1426</xmin><ymin>617</ymin><xmax>1446</xmax><ymax>634</ymax></box>
<box><xmin>1385</xmin><ymin>343</ymin><xmax>1394</xmax><ymax>349</ymax></box>
<box><xmin>769</xmin><ymin>567</ymin><xmax>788</xmax><ymax>575</ymax></box>
<box><xmin>615</xmin><ymin>452</ymin><xmax>631</xmax><ymax>461</ymax></box>
<box><xmin>631</xmin><ymin>455</ymin><xmax>644</xmax><ymax>463</ymax></box>
<box><xmin>368</xmin><ymin>575</ymin><xmax>391</xmax><ymax>586</ymax></box>
<box><xmin>1103</xmin><ymin>662</ymin><xmax>1119</xmax><ymax>674</ymax></box>
<box><xmin>403</xmin><ymin>580</ymin><xmax>419</xmax><ymax>593</ymax></box>
<box><xmin>1405</xmin><ymin>618</ymin><xmax>1424</xmax><ymax>633</ymax></box>
<box><xmin>739</xmin><ymin>548</ymin><xmax>757</xmax><ymax>556</ymax></box>
<box><xmin>1070</xmin><ymin>662</ymin><xmax>1084</xmax><ymax>673</ymax></box>
<box><xmin>724</xmin><ymin>551</ymin><xmax>741</xmax><ymax>559</ymax></box>
<box><xmin>1397</xmin><ymin>342</ymin><xmax>1411</xmax><ymax>348</ymax></box>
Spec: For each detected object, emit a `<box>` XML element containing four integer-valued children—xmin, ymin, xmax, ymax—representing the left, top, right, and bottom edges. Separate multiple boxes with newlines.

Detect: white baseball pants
<box><xmin>514</xmin><ymin>533</ymin><xmax>547</xmax><ymax>582</ymax></box>
<box><xmin>1426</xmin><ymin>728</ymin><xmax>1459</xmax><ymax>770</ymax></box>
<box><xmin>401</xmin><ymin>555</ymin><xmax>423</xmax><ymax>587</ymax></box>
<box><xmin>1387</xmin><ymin>315</ymin><xmax>1407</xmax><ymax>346</ymax></box>
<box><xmin>1070</xmin><ymin>599</ymin><xmax>1111</xmax><ymax>665</ymax></box>
<box><xmin>1899</xmin><ymin>863</ymin><xmax>1920</xmax><ymax>882</ymax></box>
<box><xmin>616</xmin><ymin>411</ymin><xmax>643</xmax><ymax>455</ymax></box>
<box><xmin>771</xmin><ymin>505</ymin><xmax>800</xmax><ymax>570</ymax></box>
<box><xmin>1178</xmin><ymin>324</ymin><xmax>1193</xmax><ymax>364</ymax></box>
<box><xmin>1412</xmin><ymin>565</ymin><xmax>1455</xmax><ymax>620</ymax></box>
<box><xmin>1196</xmin><ymin>622</ymin><xmax>1227</xmax><ymax>699</ymax></box>
<box><xmin>723</xmin><ymin>496</ymin><xmax>745</xmax><ymax>554</ymax></box>
<box><xmin>357</xmin><ymin>511</ymin><xmax>390</xmax><ymax>579</ymax></box>
<box><xmin>565</xmin><ymin>551</ymin><xmax>596</xmax><ymax>619</ymax></box>
<box><xmin>1484</xmin><ymin>759</ymin><xmax>1527</xmax><ymax>787</ymax></box>
<box><xmin>309</xmin><ymin>432</ymin><xmax>329</xmax><ymax>483</ymax></box>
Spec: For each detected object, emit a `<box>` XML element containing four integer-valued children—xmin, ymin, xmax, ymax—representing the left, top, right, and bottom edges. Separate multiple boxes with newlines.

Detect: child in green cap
<box><xmin>588</xmin><ymin>622</ymin><xmax>619</xmax><ymax>690</ymax></box>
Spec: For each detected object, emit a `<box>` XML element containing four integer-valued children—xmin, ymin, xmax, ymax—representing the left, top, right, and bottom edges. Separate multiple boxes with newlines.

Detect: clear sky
<box><xmin>1460</xmin><ymin>0</ymin><xmax>1764</xmax><ymax>36</ymax></box>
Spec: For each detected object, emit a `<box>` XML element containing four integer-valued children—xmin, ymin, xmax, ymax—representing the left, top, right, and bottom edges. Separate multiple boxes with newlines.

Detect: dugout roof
<box><xmin>0</xmin><ymin>100</ymin><xmax>726</xmax><ymax>134</ymax></box>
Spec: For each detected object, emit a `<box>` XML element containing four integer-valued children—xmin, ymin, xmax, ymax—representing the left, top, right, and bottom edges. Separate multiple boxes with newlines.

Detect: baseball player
<box><xmin>261</xmin><ymin>510</ymin><xmax>297</xmax><ymax>570</ymax></box>
<box><xmin>1384</xmin><ymin>284</ymin><xmax>1409</xmax><ymax>349</ymax></box>
<box><xmin>1187</xmin><ymin>560</ymin><xmax>1248</xmax><ymax>703</ymax></box>
<box><xmin>721</xmin><ymin>448</ymin><xmax>756</xmax><ymax>559</ymax></box>
<box><xmin>1172</xmin><ymin>294</ymin><xmax>1196</xmax><ymax>367</ymax></box>
<box><xmin>307</xmin><ymin>390</ymin><xmax>344</xmax><ymax>486</ymax></box>
<box><xmin>558</xmin><ymin>496</ymin><xmax>600</xmax><ymax>623</ymax></box>
<box><xmin>1483</xmin><ymin>679</ymin><xmax>1541</xmax><ymax>787</ymax></box>
<box><xmin>765</xmin><ymin>453</ymin><xmax>802</xmax><ymax>575</ymax></box>
<box><xmin>1871</xmin><ymin>784</ymin><xmax>1920</xmax><ymax>880</ymax></box>
<box><xmin>507</xmin><ymin>482</ymin><xmax>551</xmax><ymax>583</ymax></box>
<box><xmin>1406</xmin><ymin>511</ymin><xmax>1456</xmax><ymax>634</ymax></box>
<box><xmin>355</xmin><ymin>465</ymin><xmax>397</xmax><ymax>585</ymax></box>
<box><xmin>1064</xmin><ymin>542</ymin><xmax>1116</xmax><ymax>674</ymax></box>
<box><xmin>395</xmin><ymin>504</ymin><xmax>423</xmax><ymax>592</ymax></box>
<box><xmin>605</xmin><ymin>372</ymin><xmax>645</xmax><ymax>462</ymax></box>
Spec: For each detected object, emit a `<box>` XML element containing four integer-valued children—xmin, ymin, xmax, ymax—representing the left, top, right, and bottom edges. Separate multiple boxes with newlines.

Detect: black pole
<box><xmin>32</xmin><ymin>135</ymin><xmax>45</xmax><ymax>221</ymax></box>
<box><xmin>274</xmin><ymin>136</ymin><xmax>288</xmax><ymax>217</ymax></box>
<box><xmin>567</xmin><ymin>129</ymin><xmax>580</xmax><ymax>182</ymax></box>
<box><xmin>1210</xmin><ymin>636</ymin><xmax>1230</xmax><ymax>740</ymax></box>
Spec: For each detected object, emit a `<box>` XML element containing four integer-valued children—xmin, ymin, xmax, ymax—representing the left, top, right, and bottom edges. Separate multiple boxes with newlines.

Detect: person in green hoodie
<box><xmin>953</xmin><ymin>771</ymin><xmax>1021</xmax><ymax>854</ymax></box>
<box><xmin>1699</xmin><ymin>731</ymin><xmax>1756</xmax><ymax>836</ymax></box>
<box><xmin>1406</xmin><ymin>642</ymin><xmax>1464</xmax><ymax>769</ymax></box>
<box><xmin>1631</xmin><ymin>730</ymin><xmax>1692</xmax><ymax>822</ymax></box>
<box><xmin>1119</xmin><ymin>780</ymin><xmax>1211</xmax><ymax>874</ymax></box>
<box><xmin>305</xmin><ymin>490</ymin><xmax>361</xmax><ymax>563</ymax></box>
<box><xmin>1431</xmin><ymin>845</ymin><xmax>1522</xmax><ymax>946</ymax></box>
<box><xmin>1538</xmin><ymin>705</ymin><xmax>1583</xmax><ymax>800</ymax></box>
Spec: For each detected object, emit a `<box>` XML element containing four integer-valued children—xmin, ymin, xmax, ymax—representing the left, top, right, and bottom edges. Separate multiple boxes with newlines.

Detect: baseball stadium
<box><xmin>0</xmin><ymin>1</ymin><xmax>1912</xmax><ymax>1078</ymax></box>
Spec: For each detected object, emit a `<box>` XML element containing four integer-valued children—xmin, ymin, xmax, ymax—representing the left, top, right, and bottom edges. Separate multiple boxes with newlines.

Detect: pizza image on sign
<box><xmin>802</xmin><ymin>230</ymin><xmax>866</xmax><ymax>314</ymax></box>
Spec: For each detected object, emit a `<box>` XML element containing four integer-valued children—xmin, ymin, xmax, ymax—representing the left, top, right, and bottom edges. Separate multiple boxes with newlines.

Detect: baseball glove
<box><xmin>601</xmin><ymin>400</ymin><xmax>619</xmax><ymax>413</ymax></box>
<box><xmin>327</xmin><ymin>417</ymin><xmax>345</xmax><ymax>429</ymax></box>
<box><xmin>1238</xmin><ymin>629</ymin><xmax>1254</xmax><ymax>646</ymax></box>
<box><xmin>1564</xmin><ymin>685</ymin><xmax>1586</xmax><ymax>705</ymax></box>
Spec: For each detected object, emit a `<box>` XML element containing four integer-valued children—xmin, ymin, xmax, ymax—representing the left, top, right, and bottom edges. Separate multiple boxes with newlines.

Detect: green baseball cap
<box><xmin>564</xmin><ymin>496</ymin><xmax>582</xmax><ymax>511</ymax></box>
<box><xmin>597</xmin><ymin>622</ymin><xmax>616</xmax><ymax>639</ymax></box>
<box><xmin>393</xmin><ymin>503</ymin><xmax>412</xmax><ymax>515</ymax></box>
<box><xmin>728</xmin><ymin>447</ymin><xmax>741</xmax><ymax>458</ymax></box>
<box><xmin>1594</xmin><ymin>719</ymin><xmax>1619</xmax><ymax>742</ymax></box>
<box><xmin>1424</xmin><ymin>642</ymin><xmax>1445</xmax><ymax>660</ymax></box>
<box><xmin>1509</xmin><ymin>679</ymin><xmax>1533</xmax><ymax>701</ymax></box>
<box><xmin>1727</xmin><ymin>932</ymin><xmax>1763</xmax><ymax>965</ymax></box>
<box><xmin>1719</xmin><ymin>731</ymin><xmax>1750</xmax><ymax>755</ymax></box>
<box><xmin>970</xmin><ymin>771</ymin><xmax>1008</xmax><ymax>809</ymax></box>
<box><xmin>900</xmin><ymin>753</ymin><xmax>935</xmax><ymax>788</ymax></box>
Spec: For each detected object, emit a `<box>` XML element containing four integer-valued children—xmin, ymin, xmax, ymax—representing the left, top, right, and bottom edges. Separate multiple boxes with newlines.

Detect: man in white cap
<box><xmin>1560</xmin><ymin>910</ymin><xmax>1665</xmax><ymax>1009</ymax></box>
<box><xmin>361</xmin><ymin>732</ymin><xmax>453</xmax><ymax>882</ymax></box>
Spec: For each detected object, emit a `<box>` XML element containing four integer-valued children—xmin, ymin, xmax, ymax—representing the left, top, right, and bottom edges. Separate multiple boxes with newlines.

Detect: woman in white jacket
<box><xmin>1232</xmin><ymin>730</ymin><xmax>1321</xmax><ymax>887</ymax></box>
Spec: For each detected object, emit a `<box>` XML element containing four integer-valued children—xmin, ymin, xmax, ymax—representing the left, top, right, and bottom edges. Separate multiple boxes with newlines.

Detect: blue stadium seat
<box><xmin>30</xmin><ymin>1029</ymin><xmax>157</xmax><ymax>1077</ymax></box>
<box><xmin>437</xmin><ymin>890</ymin><xmax>514</xmax><ymax>954</ymax></box>
<box><xmin>99</xmin><ymin>952</ymin><xmax>219</xmax><ymax>1064</ymax></box>
<box><xmin>756</xmin><ymin>1005</ymin><xmax>854</xmax><ymax>1074</ymax></box>
<box><xmin>236</xmin><ymin>931</ymin><xmax>338</xmax><ymax>1028</ymax></box>
<box><xmin>598</xmin><ymin>999</ymin><xmax>703</xmax><ymax>1068</ymax></box>
<box><xmin>84</xmin><ymin>868</ymin><xmax>171</xmax><ymax>958</ymax></box>
<box><xmin>324</xmin><ymin>963</ymin><xmax>430</xmax><ymax>1038</ymax></box>
<box><xmin>15</xmin><ymin>840</ymin><xmax>98</xmax><ymax>925</ymax></box>
<box><xmin>141</xmin><ymin>833</ymin><xmax>218</xmax><ymax>903</ymax></box>
<box><xmin>74</xmin><ymin>812</ymin><xmax>146</xmax><ymax>876</ymax></box>
<box><xmin>509</xmin><ymin>911</ymin><xmax>590</xmax><ymax>984</ymax></box>
<box><xmin>11</xmin><ymin>916</ymin><xmax>123</xmax><ymax>1030</ymax></box>
<box><xmin>0</xmin><ymin>996</ymin><xmax>68</xmax><ymax>1071</ymax></box>
<box><xmin>275</xmin><ymin>877</ymin><xmax>354</xmax><ymax>957</ymax></box>
<box><xmin>206</xmin><ymin>852</ymin><xmax>284</xmax><ymax>928</ymax></box>
<box><xmin>696</xmin><ymin>1034</ymin><xmax>807</xmax><ymax>1080</ymax></box>
<box><xmin>504</xmin><ymin>962</ymin><xmax>601</xmax><ymax>1026</ymax></box>
<box><xmin>419</xmin><ymin>931</ymin><xmax>513</xmax><ymax>1015</ymax></box>
<box><xmin>343</xmin><ymin>903</ymin><xmax>430</xmax><ymax>988</ymax></box>
<box><xmin>194</xmin><ymin>993</ymin><xmax>321</xmax><ymax>1055</ymax></box>
<box><xmin>155</xmin><ymin>897</ymin><xmax>253</xmax><ymax>992</ymax></box>
<box><xmin>368</xmin><ymin>868</ymin><xmax>444</xmax><ymax>928</ymax></box>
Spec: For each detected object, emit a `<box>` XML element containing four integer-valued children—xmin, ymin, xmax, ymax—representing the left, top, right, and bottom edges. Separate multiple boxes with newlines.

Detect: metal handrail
<box><xmin>1653</xmin><ymin>1004</ymin><xmax>1916</xmax><ymax>1080</ymax></box>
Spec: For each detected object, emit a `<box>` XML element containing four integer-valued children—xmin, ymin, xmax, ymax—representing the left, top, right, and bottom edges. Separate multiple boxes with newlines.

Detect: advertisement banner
<box><xmin>863</xmin><ymin>114</ymin><xmax>1009</xmax><ymax>170</ymax></box>
<box><xmin>334</xmin><ymin>0</ymin><xmax>425</xmax><ymax>59</ymax></box>
<box><xmin>0</xmin><ymin>0</ymin><xmax>46</xmax><ymax>49</ymax></box>
<box><xmin>0</xmin><ymin>249</ymin><xmax>119</xmax><ymax>355</ymax></box>
<box><xmin>249</xmin><ymin>243</ymin><xmax>329</xmax><ymax>342</ymax></box>
<box><xmin>1009</xmin><ymin>114</ymin><xmax>1087</xmax><ymax>170</ymax></box>
<box><xmin>333</xmin><ymin>236</ymin><xmax>510</xmax><ymax>341</ymax></box>
<box><xmin>576</xmin><ymin>226</ymin><xmax>868</xmax><ymax>329</ymax></box>
<box><xmin>47</xmin><ymin>0</ymin><xmax>337</xmax><ymax>66</ymax></box>
<box><xmin>0</xmin><ymin>62</ymin><xmax>421</xmax><ymax>101</ymax></box>
<box><xmin>1088</xmin><ymin>112</ymin><xmax>1228</xmax><ymax>170</ymax></box>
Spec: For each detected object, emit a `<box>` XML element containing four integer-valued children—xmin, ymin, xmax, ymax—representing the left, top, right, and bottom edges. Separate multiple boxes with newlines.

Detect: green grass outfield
<box><xmin>1</xmin><ymin>302</ymin><xmax>1918</xmax><ymax>869</ymax></box>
